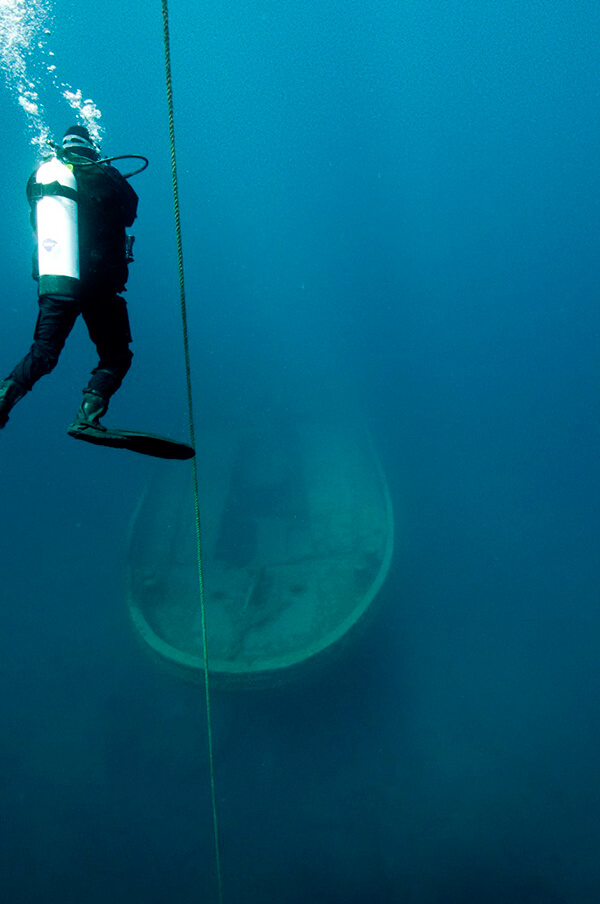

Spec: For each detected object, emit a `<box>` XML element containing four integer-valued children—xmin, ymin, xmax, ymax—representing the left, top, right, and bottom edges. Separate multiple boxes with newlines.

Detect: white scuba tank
<box><xmin>35</xmin><ymin>157</ymin><xmax>79</xmax><ymax>296</ymax></box>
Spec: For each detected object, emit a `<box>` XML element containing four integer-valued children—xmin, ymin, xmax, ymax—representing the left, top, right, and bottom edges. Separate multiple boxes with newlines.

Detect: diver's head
<box><xmin>62</xmin><ymin>125</ymin><xmax>100</xmax><ymax>161</ymax></box>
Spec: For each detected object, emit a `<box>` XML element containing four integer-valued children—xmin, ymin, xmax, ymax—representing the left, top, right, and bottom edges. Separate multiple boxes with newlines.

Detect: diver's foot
<box><xmin>68</xmin><ymin>390</ymin><xmax>108</xmax><ymax>434</ymax></box>
<box><xmin>0</xmin><ymin>378</ymin><xmax>27</xmax><ymax>429</ymax></box>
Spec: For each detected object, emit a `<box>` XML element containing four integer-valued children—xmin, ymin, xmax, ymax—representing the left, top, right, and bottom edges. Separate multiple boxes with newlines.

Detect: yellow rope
<box><xmin>160</xmin><ymin>3</ymin><xmax>224</xmax><ymax>901</ymax></box>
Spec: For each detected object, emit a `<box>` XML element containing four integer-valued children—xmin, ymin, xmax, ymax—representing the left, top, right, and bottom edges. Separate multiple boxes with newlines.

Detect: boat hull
<box><xmin>126</xmin><ymin>415</ymin><xmax>394</xmax><ymax>687</ymax></box>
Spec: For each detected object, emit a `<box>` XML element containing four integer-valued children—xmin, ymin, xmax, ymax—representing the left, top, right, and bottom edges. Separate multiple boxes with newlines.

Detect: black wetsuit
<box><xmin>8</xmin><ymin>152</ymin><xmax>139</xmax><ymax>401</ymax></box>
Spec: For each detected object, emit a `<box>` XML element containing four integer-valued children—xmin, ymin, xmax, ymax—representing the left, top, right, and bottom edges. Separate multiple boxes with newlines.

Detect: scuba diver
<box><xmin>0</xmin><ymin>125</ymin><xmax>193</xmax><ymax>460</ymax></box>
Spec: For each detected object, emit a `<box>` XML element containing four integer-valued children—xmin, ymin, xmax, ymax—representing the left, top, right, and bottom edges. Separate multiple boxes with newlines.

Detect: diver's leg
<box><xmin>0</xmin><ymin>378</ymin><xmax>27</xmax><ymax>428</ymax></box>
<box><xmin>70</xmin><ymin>291</ymin><xmax>133</xmax><ymax>430</ymax></box>
<box><xmin>0</xmin><ymin>294</ymin><xmax>78</xmax><ymax>428</ymax></box>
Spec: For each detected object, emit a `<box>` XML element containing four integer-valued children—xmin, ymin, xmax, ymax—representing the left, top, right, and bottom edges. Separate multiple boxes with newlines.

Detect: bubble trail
<box><xmin>0</xmin><ymin>0</ymin><xmax>103</xmax><ymax>150</ymax></box>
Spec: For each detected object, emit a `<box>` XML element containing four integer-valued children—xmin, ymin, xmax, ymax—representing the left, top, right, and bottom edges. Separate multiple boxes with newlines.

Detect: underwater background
<box><xmin>1</xmin><ymin>1</ymin><xmax>599</xmax><ymax>902</ymax></box>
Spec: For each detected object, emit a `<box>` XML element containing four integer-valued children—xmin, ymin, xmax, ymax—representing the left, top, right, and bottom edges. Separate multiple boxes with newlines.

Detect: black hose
<box><xmin>45</xmin><ymin>142</ymin><xmax>149</xmax><ymax>178</ymax></box>
<box><xmin>95</xmin><ymin>155</ymin><xmax>149</xmax><ymax>178</ymax></box>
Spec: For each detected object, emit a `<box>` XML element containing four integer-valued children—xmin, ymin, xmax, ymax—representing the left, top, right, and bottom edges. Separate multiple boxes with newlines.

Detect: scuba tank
<box><xmin>33</xmin><ymin>157</ymin><xmax>79</xmax><ymax>297</ymax></box>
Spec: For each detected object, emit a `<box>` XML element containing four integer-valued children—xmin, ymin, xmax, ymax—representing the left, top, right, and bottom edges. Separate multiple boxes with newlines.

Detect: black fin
<box><xmin>68</xmin><ymin>424</ymin><xmax>195</xmax><ymax>460</ymax></box>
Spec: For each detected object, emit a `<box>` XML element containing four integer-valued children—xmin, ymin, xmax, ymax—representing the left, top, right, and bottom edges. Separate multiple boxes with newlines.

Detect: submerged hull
<box><xmin>126</xmin><ymin>414</ymin><xmax>394</xmax><ymax>687</ymax></box>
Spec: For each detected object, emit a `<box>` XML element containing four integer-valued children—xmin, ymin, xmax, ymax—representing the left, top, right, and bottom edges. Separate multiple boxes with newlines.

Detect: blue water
<box><xmin>1</xmin><ymin>1</ymin><xmax>599</xmax><ymax>901</ymax></box>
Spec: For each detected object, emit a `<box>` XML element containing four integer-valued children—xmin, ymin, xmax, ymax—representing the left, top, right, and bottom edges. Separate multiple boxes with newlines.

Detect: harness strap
<box><xmin>29</xmin><ymin>180</ymin><xmax>78</xmax><ymax>204</ymax></box>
